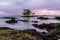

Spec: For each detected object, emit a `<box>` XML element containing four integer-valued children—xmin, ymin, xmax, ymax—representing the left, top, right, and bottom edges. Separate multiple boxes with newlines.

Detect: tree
<box><xmin>23</xmin><ymin>9</ymin><xmax>32</xmax><ymax>16</ymax></box>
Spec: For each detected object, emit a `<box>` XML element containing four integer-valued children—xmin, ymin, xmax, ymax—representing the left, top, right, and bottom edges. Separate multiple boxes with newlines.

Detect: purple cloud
<box><xmin>0</xmin><ymin>0</ymin><xmax>60</xmax><ymax>15</ymax></box>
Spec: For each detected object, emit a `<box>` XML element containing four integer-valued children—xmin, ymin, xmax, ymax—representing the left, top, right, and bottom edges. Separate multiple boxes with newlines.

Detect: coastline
<box><xmin>0</xmin><ymin>23</ymin><xmax>60</xmax><ymax>40</ymax></box>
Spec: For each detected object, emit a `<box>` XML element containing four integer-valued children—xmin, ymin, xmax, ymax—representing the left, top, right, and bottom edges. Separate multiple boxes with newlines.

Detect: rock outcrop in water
<box><xmin>32</xmin><ymin>23</ymin><xmax>57</xmax><ymax>31</ymax></box>
<box><xmin>37</xmin><ymin>17</ymin><xmax>48</xmax><ymax>20</ymax></box>
<box><xmin>32</xmin><ymin>23</ymin><xmax>60</xmax><ymax>40</ymax></box>
<box><xmin>21</xmin><ymin>15</ymin><xmax>36</xmax><ymax>17</ymax></box>
<box><xmin>31</xmin><ymin>21</ymin><xmax>38</xmax><ymax>23</ymax></box>
<box><xmin>55</xmin><ymin>16</ymin><xmax>60</xmax><ymax>20</ymax></box>
<box><xmin>19</xmin><ymin>20</ymin><xmax>29</xmax><ymax>22</ymax></box>
<box><xmin>5</xmin><ymin>18</ymin><xmax>17</xmax><ymax>24</ymax></box>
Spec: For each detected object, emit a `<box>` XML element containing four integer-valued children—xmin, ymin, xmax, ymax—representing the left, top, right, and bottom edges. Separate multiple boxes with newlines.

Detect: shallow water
<box><xmin>0</xmin><ymin>15</ymin><xmax>60</xmax><ymax>32</ymax></box>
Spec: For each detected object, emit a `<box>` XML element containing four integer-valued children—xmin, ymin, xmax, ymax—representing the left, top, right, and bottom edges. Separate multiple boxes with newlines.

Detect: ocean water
<box><xmin>0</xmin><ymin>15</ymin><xmax>60</xmax><ymax>32</ymax></box>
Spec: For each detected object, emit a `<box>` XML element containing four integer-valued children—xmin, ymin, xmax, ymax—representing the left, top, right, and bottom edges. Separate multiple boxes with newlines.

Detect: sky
<box><xmin>0</xmin><ymin>0</ymin><xmax>60</xmax><ymax>15</ymax></box>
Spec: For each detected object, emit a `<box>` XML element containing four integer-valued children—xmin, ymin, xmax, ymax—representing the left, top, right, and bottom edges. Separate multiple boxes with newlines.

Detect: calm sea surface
<box><xmin>0</xmin><ymin>15</ymin><xmax>60</xmax><ymax>32</ymax></box>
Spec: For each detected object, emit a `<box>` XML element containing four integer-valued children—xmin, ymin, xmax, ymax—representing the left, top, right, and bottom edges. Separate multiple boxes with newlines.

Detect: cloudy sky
<box><xmin>0</xmin><ymin>0</ymin><xmax>60</xmax><ymax>15</ymax></box>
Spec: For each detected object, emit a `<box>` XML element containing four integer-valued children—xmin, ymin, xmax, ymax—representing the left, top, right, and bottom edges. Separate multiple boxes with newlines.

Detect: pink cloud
<box><xmin>32</xmin><ymin>9</ymin><xmax>60</xmax><ymax>15</ymax></box>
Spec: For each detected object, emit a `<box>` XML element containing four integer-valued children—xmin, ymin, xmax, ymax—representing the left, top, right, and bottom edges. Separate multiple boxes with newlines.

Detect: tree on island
<box><xmin>23</xmin><ymin>9</ymin><xmax>32</xmax><ymax>16</ymax></box>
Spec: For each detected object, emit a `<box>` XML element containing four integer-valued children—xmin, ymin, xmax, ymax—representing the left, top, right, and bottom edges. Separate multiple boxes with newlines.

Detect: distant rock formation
<box><xmin>31</xmin><ymin>21</ymin><xmax>38</xmax><ymax>23</ymax></box>
<box><xmin>5</xmin><ymin>18</ymin><xmax>17</xmax><ymax>24</ymax></box>
<box><xmin>55</xmin><ymin>16</ymin><xmax>60</xmax><ymax>20</ymax></box>
<box><xmin>37</xmin><ymin>17</ymin><xmax>48</xmax><ymax>20</ymax></box>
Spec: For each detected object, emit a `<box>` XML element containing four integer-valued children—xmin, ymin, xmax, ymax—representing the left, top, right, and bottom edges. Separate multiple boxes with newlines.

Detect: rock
<box><xmin>32</xmin><ymin>23</ymin><xmax>56</xmax><ymax>31</ymax></box>
<box><xmin>37</xmin><ymin>17</ymin><xmax>48</xmax><ymax>20</ymax></box>
<box><xmin>55</xmin><ymin>16</ymin><xmax>60</xmax><ymax>20</ymax></box>
<box><xmin>5</xmin><ymin>18</ymin><xmax>18</xmax><ymax>24</ymax></box>
<box><xmin>0</xmin><ymin>27</ymin><xmax>13</xmax><ymax>30</ymax></box>
<box><xmin>19</xmin><ymin>20</ymin><xmax>29</xmax><ymax>22</ymax></box>
<box><xmin>31</xmin><ymin>21</ymin><xmax>38</xmax><ymax>23</ymax></box>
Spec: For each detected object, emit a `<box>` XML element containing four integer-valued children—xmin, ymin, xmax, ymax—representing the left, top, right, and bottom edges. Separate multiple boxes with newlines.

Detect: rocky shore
<box><xmin>0</xmin><ymin>27</ymin><xmax>41</xmax><ymax>40</ymax></box>
<box><xmin>0</xmin><ymin>23</ymin><xmax>60</xmax><ymax>40</ymax></box>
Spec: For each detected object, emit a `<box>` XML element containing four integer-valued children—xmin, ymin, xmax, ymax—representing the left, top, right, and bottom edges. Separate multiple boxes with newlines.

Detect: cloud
<box><xmin>0</xmin><ymin>2</ymin><xmax>10</xmax><ymax>6</ymax></box>
<box><xmin>32</xmin><ymin>9</ymin><xmax>60</xmax><ymax>15</ymax></box>
<box><xmin>0</xmin><ymin>11</ymin><xmax>5</xmax><ymax>14</ymax></box>
<box><xmin>0</xmin><ymin>1</ymin><xmax>23</xmax><ymax>15</ymax></box>
<box><xmin>0</xmin><ymin>0</ymin><xmax>60</xmax><ymax>15</ymax></box>
<box><xmin>0</xmin><ymin>11</ymin><xmax>8</xmax><ymax>15</ymax></box>
<box><xmin>9</xmin><ymin>0</ymin><xmax>60</xmax><ymax>9</ymax></box>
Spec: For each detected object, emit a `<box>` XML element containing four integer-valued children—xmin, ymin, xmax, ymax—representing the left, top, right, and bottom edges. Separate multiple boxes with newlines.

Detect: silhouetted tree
<box><xmin>23</xmin><ymin>9</ymin><xmax>32</xmax><ymax>16</ymax></box>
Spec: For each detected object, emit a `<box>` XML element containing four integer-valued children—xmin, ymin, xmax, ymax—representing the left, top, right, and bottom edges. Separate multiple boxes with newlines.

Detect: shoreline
<box><xmin>0</xmin><ymin>23</ymin><xmax>60</xmax><ymax>40</ymax></box>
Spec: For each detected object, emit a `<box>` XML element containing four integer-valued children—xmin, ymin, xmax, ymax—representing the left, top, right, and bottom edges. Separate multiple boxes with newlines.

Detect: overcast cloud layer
<box><xmin>0</xmin><ymin>0</ymin><xmax>60</xmax><ymax>15</ymax></box>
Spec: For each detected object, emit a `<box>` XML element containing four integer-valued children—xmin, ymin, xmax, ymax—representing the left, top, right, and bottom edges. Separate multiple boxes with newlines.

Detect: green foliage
<box><xmin>0</xmin><ymin>28</ymin><xmax>37</xmax><ymax>40</ymax></box>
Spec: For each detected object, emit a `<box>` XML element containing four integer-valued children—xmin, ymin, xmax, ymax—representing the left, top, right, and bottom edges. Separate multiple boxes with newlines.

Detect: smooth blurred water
<box><xmin>0</xmin><ymin>15</ymin><xmax>60</xmax><ymax>32</ymax></box>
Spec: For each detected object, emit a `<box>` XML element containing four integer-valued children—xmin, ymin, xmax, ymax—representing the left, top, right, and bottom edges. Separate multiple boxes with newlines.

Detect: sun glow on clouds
<box><xmin>32</xmin><ymin>9</ymin><xmax>60</xmax><ymax>15</ymax></box>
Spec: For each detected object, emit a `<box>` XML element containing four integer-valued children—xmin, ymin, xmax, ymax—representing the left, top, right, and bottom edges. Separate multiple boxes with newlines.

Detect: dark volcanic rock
<box><xmin>37</xmin><ymin>17</ymin><xmax>48</xmax><ymax>20</ymax></box>
<box><xmin>55</xmin><ymin>16</ymin><xmax>60</xmax><ymax>20</ymax></box>
<box><xmin>5</xmin><ymin>18</ymin><xmax>18</xmax><ymax>24</ymax></box>
<box><xmin>0</xmin><ymin>27</ymin><xmax>13</xmax><ymax>30</ymax></box>
<box><xmin>31</xmin><ymin>21</ymin><xmax>38</xmax><ymax>23</ymax></box>
<box><xmin>23</xmin><ymin>29</ymin><xmax>41</xmax><ymax>36</ymax></box>
<box><xmin>21</xmin><ymin>15</ymin><xmax>36</xmax><ymax>17</ymax></box>
<box><xmin>19</xmin><ymin>20</ymin><xmax>29</xmax><ymax>22</ymax></box>
<box><xmin>32</xmin><ymin>23</ymin><xmax>57</xmax><ymax>31</ymax></box>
